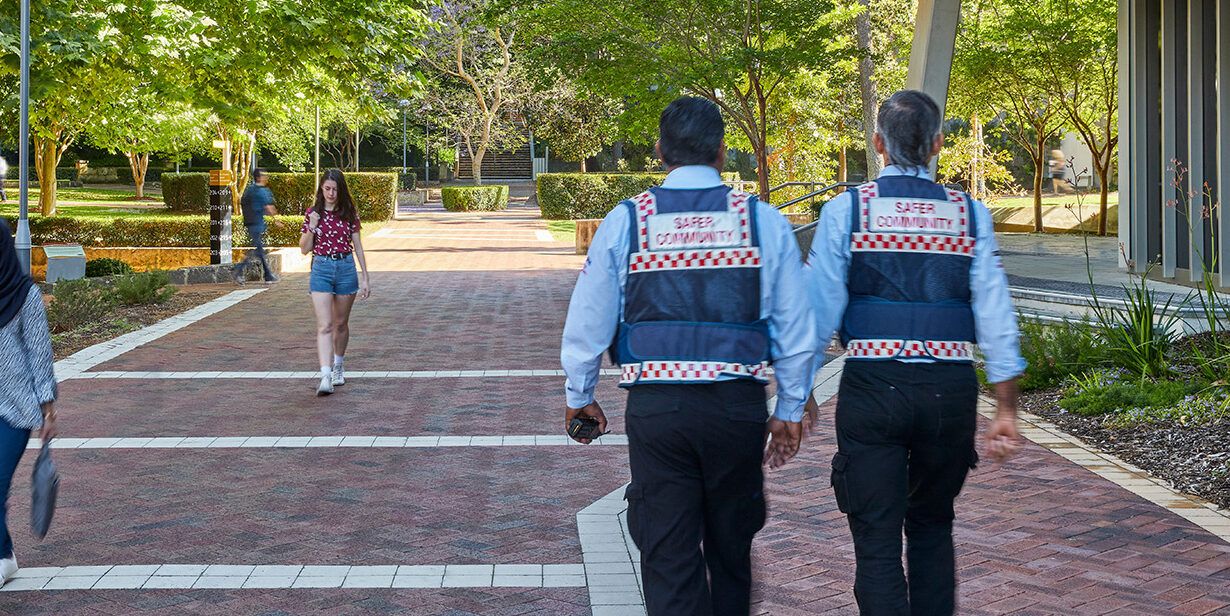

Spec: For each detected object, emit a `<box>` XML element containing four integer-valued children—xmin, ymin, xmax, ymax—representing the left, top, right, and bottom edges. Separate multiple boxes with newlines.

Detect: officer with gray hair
<box><xmin>799</xmin><ymin>90</ymin><xmax>1026</xmax><ymax>615</ymax></box>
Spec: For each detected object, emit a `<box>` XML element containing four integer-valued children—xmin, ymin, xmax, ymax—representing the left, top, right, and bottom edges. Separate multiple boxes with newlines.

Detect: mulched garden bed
<box><xmin>1023</xmin><ymin>389</ymin><xmax>1230</xmax><ymax>510</ymax></box>
<box><xmin>49</xmin><ymin>283</ymin><xmax>237</xmax><ymax>360</ymax></box>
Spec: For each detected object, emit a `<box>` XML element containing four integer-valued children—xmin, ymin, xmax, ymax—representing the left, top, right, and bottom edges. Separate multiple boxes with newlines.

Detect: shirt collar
<box><xmin>660</xmin><ymin>165</ymin><xmax>725</xmax><ymax>189</ymax></box>
<box><xmin>878</xmin><ymin>164</ymin><xmax>933</xmax><ymax>181</ymax></box>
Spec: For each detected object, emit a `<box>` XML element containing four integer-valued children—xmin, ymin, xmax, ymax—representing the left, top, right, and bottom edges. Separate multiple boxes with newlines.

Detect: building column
<box><xmin>1219</xmin><ymin>0</ymin><xmax>1230</xmax><ymax>286</ymax></box>
<box><xmin>1161</xmin><ymin>0</ymin><xmax>1180</xmax><ymax>277</ymax></box>
<box><xmin>906</xmin><ymin>0</ymin><xmax>962</xmax><ymax>122</ymax></box>
<box><xmin>1187</xmin><ymin>0</ymin><xmax>1206</xmax><ymax>282</ymax></box>
<box><xmin>1117</xmin><ymin>0</ymin><xmax>1133</xmax><ymax>268</ymax></box>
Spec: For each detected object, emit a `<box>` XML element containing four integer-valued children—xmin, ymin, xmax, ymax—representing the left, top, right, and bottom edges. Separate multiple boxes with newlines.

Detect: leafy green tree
<box><xmin>89</xmin><ymin>92</ymin><xmax>209</xmax><ymax>199</ymax></box>
<box><xmin>421</xmin><ymin>0</ymin><xmax>526</xmax><ymax>185</ymax></box>
<box><xmin>522</xmin><ymin>0</ymin><xmax>845</xmax><ymax>199</ymax></box>
<box><xmin>953</xmin><ymin>0</ymin><xmax>1067</xmax><ymax>231</ymax></box>
<box><xmin>179</xmin><ymin>0</ymin><xmax>426</xmax><ymax>205</ymax></box>
<box><xmin>522</xmin><ymin>72</ymin><xmax>621</xmax><ymax>172</ymax></box>
<box><xmin>1033</xmin><ymin>0</ymin><xmax>1118</xmax><ymax>236</ymax></box>
<box><xmin>0</xmin><ymin>1</ymin><xmax>209</xmax><ymax>215</ymax></box>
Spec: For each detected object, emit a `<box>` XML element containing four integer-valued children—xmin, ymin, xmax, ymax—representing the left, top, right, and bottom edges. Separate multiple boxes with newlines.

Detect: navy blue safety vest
<box><xmin>841</xmin><ymin>177</ymin><xmax>978</xmax><ymax>362</ymax></box>
<box><xmin>610</xmin><ymin>185</ymin><xmax>771</xmax><ymax>386</ymax></box>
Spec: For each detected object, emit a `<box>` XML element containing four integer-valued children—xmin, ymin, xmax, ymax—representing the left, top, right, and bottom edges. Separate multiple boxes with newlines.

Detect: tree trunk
<box><xmin>580</xmin><ymin>159</ymin><xmax>587</xmax><ymax>173</ymax></box>
<box><xmin>838</xmin><ymin>146</ymin><xmax>848</xmax><ymax>183</ymax></box>
<box><xmin>856</xmin><ymin>0</ymin><xmax>881</xmax><ymax>179</ymax></box>
<box><xmin>354</xmin><ymin>130</ymin><xmax>360</xmax><ymax>172</ymax></box>
<box><xmin>754</xmin><ymin>141</ymin><xmax>771</xmax><ymax>201</ymax></box>
<box><xmin>1031</xmin><ymin>158</ymin><xmax>1045</xmax><ymax>233</ymax></box>
<box><xmin>128</xmin><ymin>152</ymin><xmax>149</xmax><ymax>200</ymax></box>
<box><xmin>473</xmin><ymin>148</ymin><xmax>485</xmax><ymax>186</ymax></box>
<box><xmin>1098</xmin><ymin>161</ymin><xmax>1110</xmax><ymax>236</ymax></box>
<box><xmin>34</xmin><ymin>136</ymin><xmax>62</xmax><ymax>216</ymax></box>
<box><xmin>1033</xmin><ymin>132</ymin><xmax>1047</xmax><ymax>233</ymax></box>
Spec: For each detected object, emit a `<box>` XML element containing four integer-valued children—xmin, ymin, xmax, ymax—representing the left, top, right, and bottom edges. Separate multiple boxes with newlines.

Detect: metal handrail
<box><xmin>776</xmin><ymin>182</ymin><xmax>861</xmax><ymax>211</ymax></box>
<box><xmin>769</xmin><ymin>181</ymin><xmax>825</xmax><ymax>196</ymax></box>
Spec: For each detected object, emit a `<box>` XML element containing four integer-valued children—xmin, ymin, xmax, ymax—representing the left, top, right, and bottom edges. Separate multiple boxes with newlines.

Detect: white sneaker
<box><xmin>0</xmin><ymin>554</ymin><xmax>18</xmax><ymax>585</ymax></box>
<box><xmin>332</xmin><ymin>365</ymin><xmax>345</xmax><ymax>387</ymax></box>
<box><xmin>316</xmin><ymin>375</ymin><xmax>334</xmax><ymax>396</ymax></box>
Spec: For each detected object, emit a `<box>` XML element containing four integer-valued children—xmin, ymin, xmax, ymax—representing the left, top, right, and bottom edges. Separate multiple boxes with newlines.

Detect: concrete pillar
<box><xmin>1161</xmin><ymin>0</ymin><xmax>1179</xmax><ymax>277</ymax></box>
<box><xmin>906</xmin><ymin>0</ymin><xmax>962</xmax><ymax>121</ymax></box>
<box><xmin>1117</xmin><ymin>0</ymin><xmax>1133</xmax><ymax>269</ymax></box>
<box><xmin>1219</xmin><ymin>0</ymin><xmax>1230</xmax><ymax>285</ymax></box>
<box><xmin>1187</xmin><ymin>0</ymin><xmax>1206</xmax><ymax>282</ymax></box>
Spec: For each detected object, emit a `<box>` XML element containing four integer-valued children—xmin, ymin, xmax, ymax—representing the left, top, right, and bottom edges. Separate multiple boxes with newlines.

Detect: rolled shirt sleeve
<box><xmin>757</xmin><ymin>204</ymin><xmax>818</xmax><ymax>423</ymax></box>
<box><xmin>561</xmin><ymin>206</ymin><xmax>629</xmax><ymax>409</ymax></box>
<box><xmin>970</xmin><ymin>201</ymin><xmax>1027</xmax><ymax>383</ymax></box>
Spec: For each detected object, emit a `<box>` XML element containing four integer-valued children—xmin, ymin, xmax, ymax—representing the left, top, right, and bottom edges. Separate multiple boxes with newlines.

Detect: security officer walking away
<box><xmin>561</xmin><ymin>96</ymin><xmax>817</xmax><ymax>615</ymax></box>
<box><xmin>807</xmin><ymin>90</ymin><xmax>1026</xmax><ymax>615</ymax></box>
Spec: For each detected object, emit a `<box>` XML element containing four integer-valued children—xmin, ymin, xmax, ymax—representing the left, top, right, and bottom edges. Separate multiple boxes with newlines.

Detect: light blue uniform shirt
<box><xmin>561</xmin><ymin>165</ymin><xmax>819</xmax><ymax>422</ymax></box>
<box><xmin>807</xmin><ymin>165</ymin><xmax>1027</xmax><ymax>383</ymax></box>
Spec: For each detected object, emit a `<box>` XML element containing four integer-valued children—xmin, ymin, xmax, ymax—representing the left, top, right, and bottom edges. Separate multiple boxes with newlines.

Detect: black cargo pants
<box><xmin>831</xmin><ymin>360</ymin><xmax>980</xmax><ymax>616</ymax></box>
<box><xmin>624</xmin><ymin>380</ymin><xmax>769</xmax><ymax>616</ymax></box>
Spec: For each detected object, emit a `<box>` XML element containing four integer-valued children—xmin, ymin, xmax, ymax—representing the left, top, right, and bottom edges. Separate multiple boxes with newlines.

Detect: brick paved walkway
<box><xmin>1</xmin><ymin>208</ymin><xmax>1228</xmax><ymax>615</ymax></box>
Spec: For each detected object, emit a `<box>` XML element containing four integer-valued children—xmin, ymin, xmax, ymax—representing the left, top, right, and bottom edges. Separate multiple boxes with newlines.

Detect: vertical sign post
<box><xmin>209</xmin><ymin>169</ymin><xmax>234</xmax><ymax>265</ymax></box>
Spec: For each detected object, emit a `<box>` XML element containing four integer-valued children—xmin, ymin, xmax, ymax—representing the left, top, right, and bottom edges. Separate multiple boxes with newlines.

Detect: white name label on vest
<box><xmin>867</xmin><ymin>198</ymin><xmax>962</xmax><ymax>235</ymax></box>
<box><xmin>647</xmin><ymin>212</ymin><xmax>743</xmax><ymax>250</ymax></box>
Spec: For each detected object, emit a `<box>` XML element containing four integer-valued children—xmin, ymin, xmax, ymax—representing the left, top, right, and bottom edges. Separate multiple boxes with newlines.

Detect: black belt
<box><xmin>317</xmin><ymin>252</ymin><xmax>352</xmax><ymax>260</ymax></box>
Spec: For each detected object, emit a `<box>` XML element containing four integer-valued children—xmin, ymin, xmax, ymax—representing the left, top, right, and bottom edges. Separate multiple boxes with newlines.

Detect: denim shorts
<box><xmin>309</xmin><ymin>254</ymin><xmax>359</xmax><ymax>295</ymax></box>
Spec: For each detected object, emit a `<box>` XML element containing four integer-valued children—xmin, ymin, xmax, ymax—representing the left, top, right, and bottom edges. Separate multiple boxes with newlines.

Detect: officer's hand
<box><xmin>803</xmin><ymin>394</ymin><xmax>820</xmax><ymax>436</ymax></box>
<box><xmin>764</xmin><ymin>418</ymin><xmax>802</xmax><ymax>470</ymax></box>
<box><xmin>565</xmin><ymin>401</ymin><xmax>608</xmax><ymax>444</ymax></box>
<box><xmin>984</xmin><ymin>415</ymin><xmax>1021</xmax><ymax>464</ymax></box>
<box><xmin>985</xmin><ymin>378</ymin><xmax>1022</xmax><ymax>463</ymax></box>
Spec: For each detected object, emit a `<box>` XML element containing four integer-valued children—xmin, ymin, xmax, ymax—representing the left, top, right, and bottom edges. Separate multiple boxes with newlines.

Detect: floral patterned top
<box><xmin>302</xmin><ymin>207</ymin><xmax>361</xmax><ymax>256</ymax></box>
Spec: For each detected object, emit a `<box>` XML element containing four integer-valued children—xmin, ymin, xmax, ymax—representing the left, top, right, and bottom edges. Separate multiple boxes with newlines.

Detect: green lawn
<box><xmin>0</xmin><ymin>203</ymin><xmax>179</xmax><ymax>219</ymax></box>
<box><xmin>546</xmin><ymin>219</ymin><xmax>576</xmax><ymax>243</ymax></box>
<box><xmin>2</xmin><ymin>185</ymin><xmax>164</xmax><ymax>205</ymax></box>
<box><xmin>988</xmin><ymin>192</ymin><xmax>1118</xmax><ymax>210</ymax></box>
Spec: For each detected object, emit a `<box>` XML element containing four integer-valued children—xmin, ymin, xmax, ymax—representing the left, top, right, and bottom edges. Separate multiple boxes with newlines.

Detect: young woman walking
<box><xmin>0</xmin><ymin>220</ymin><xmax>58</xmax><ymax>585</ymax></box>
<box><xmin>300</xmin><ymin>169</ymin><xmax>371</xmax><ymax>396</ymax></box>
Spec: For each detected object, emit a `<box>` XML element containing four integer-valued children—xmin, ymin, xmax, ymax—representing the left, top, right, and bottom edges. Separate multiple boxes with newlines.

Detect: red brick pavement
<box><xmin>54</xmin><ymin>378</ymin><xmax>629</xmax><ymax>438</ymax></box>
<box><xmin>8</xmin><ymin>213</ymin><xmax>1230</xmax><ymax>614</ymax></box>
<box><xmin>752</xmin><ymin>401</ymin><xmax>1230</xmax><ymax>615</ymax></box>
<box><xmin>4</xmin><ymin>448</ymin><xmax>627</xmax><ymax>567</ymax></box>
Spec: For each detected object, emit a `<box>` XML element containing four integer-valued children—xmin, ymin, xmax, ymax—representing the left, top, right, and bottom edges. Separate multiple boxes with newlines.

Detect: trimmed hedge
<box><xmin>442</xmin><ymin>185</ymin><xmax>509</xmax><ymax>212</ymax></box>
<box><xmin>3</xmin><ymin>214</ymin><xmax>303</xmax><ymax>248</ymax></box>
<box><xmin>537</xmin><ymin>173</ymin><xmax>666</xmax><ymax>220</ymax></box>
<box><xmin>162</xmin><ymin>173</ymin><xmax>210</xmax><ymax>213</ymax></box>
<box><xmin>266</xmin><ymin>172</ymin><xmax>397</xmax><ymax>222</ymax></box>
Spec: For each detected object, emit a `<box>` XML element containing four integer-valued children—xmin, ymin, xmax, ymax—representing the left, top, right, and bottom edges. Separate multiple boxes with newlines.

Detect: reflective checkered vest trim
<box><xmin>610</xmin><ymin>185</ymin><xmax>771</xmax><ymax>386</ymax></box>
<box><xmin>841</xmin><ymin>177</ymin><xmax>978</xmax><ymax>363</ymax></box>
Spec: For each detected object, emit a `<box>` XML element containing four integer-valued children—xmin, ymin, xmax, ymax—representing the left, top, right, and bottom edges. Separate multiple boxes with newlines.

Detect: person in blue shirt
<box><xmin>233</xmin><ymin>168</ymin><xmax>279</xmax><ymax>284</ymax></box>
<box><xmin>802</xmin><ymin>90</ymin><xmax>1026</xmax><ymax>616</ymax></box>
<box><xmin>560</xmin><ymin>97</ymin><xmax>817</xmax><ymax>616</ymax></box>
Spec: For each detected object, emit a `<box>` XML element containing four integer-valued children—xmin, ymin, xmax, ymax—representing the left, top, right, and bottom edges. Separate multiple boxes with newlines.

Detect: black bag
<box><xmin>30</xmin><ymin>442</ymin><xmax>59</xmax><ymax>540</ymax></box>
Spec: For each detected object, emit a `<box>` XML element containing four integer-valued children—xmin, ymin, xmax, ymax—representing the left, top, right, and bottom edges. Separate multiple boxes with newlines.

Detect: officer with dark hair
<box><xmin>561</xmin><ymin>96</ymin><xmax>817</xmax><ymax>615</ymax></box>
<box><xmin>806</xmin><ymin>90</ymin><xmax>1027</xmax><ymax>615</ymax></box>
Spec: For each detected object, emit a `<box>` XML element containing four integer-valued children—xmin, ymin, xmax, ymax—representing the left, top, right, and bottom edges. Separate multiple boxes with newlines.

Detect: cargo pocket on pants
<box><xmin>624</xmin><ymin>483</ymin><xmax>646</xmax><ymax>552</ymax></box>
<box><xmin>831</xmin><ymin>453</ymin><xmax>855</xmax><ymax>514</ymax></box>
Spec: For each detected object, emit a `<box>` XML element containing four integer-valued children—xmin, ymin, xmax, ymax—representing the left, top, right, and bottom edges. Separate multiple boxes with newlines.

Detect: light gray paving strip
<box><xmin>67</xmin><ymin>369</ymin><xmax>623</xmax><ymax>380</ymax></box>
<box><xmin>0</xmin><ymin>563</ymin><xmax>584</xmax><ymax>592</ymax></box>
<box><xmin>29</xmin><ymin>435</ymin><xmax>629</xmax><ymax>450</ymax></box>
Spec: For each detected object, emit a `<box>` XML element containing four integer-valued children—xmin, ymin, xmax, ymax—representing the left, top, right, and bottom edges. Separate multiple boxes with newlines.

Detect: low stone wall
<box><xmin>31</xmin><ymin>247</ymin><xmax>282</xmax><ymax>282</ymax></box>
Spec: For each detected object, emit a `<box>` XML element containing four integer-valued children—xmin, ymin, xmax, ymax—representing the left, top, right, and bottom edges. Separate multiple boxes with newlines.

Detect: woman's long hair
<box><xmin>313</xmin><ymin>168</ymin><xmax>359</xmax><ymax>226</ymax></box>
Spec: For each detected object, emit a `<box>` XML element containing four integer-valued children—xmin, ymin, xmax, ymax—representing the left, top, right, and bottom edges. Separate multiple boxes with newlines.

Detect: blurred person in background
<box><xmin>0</xmin><ymin>220</ymin><xmax>59</xmax><ymax>585</ymax></box>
